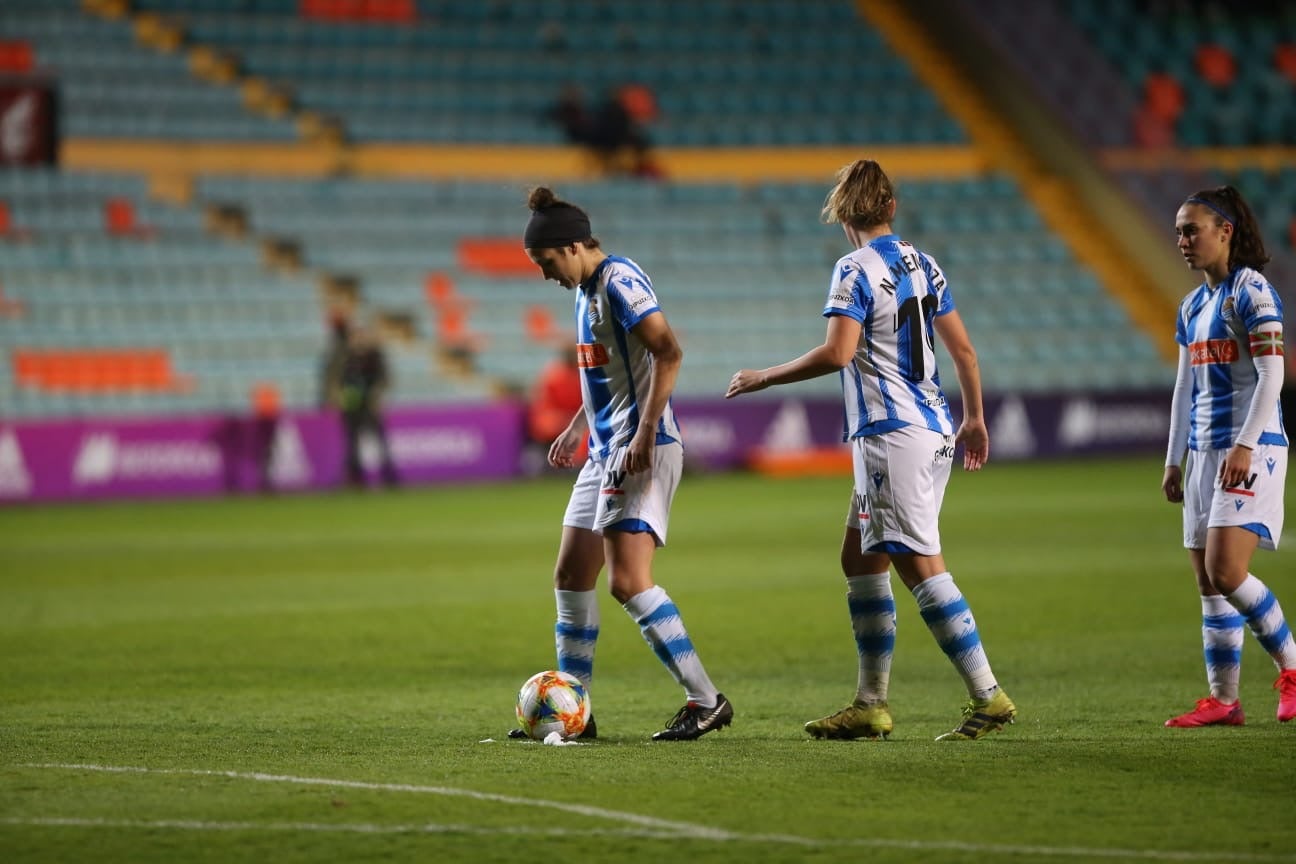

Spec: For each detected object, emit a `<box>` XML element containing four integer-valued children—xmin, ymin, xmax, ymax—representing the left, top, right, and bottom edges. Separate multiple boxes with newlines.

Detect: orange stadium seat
<box><xmin>299</xmin><ymin>0</ymin><xmax>415</xmax><ymax>23</ymax></box>
<box><xmin>1276</xmin><ymin>43</ymin><xmax>1296</xmax><ymax>83</ymax></box>
<box><xmin>11</xmin><ymin>349</ymin><xmax>191</xmax><ymax>393</ymax></box>
<box><xmin>1195</xmin><ymin>44</ymin><xmax>1237</xmax><ymax>87</ymax></box>
<box><xmin>457</xmin><ymin>238</ymin><xmax>536</xmax><ymax>277</ymax></box>
<box><xmin>0</xmin><ymin>41</ymin><xmax>34</xmax><ymax>74</ymax></box>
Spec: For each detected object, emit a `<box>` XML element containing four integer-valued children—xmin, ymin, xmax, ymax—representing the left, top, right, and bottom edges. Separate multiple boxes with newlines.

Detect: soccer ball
<box><xmin>515</xmin><ymin>670</ymin><xmax>590</xmax><ymax>741</ymax></box>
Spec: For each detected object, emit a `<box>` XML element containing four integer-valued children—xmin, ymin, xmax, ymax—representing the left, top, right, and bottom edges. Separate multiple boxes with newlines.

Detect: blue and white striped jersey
<box><xmin>1174</xmin><ymin>266</ymin><xmax>1287</xmax><ymax>451</ymax></box>
<box><xmin>824</xmin><ymin>234</ymin><xmax>956</xmax><ymax>440</ymax></box>
<box><xmin>573</xmin><ymin>255</ymin><xmax>682</xmax><ymax>462</ymax></box>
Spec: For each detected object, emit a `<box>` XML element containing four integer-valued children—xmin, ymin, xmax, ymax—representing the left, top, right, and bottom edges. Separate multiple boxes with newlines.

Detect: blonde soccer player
<box><xmin>726</xmin><ymin>159</ymin><xmax>1015</xmax><ymax>741</ymax></box>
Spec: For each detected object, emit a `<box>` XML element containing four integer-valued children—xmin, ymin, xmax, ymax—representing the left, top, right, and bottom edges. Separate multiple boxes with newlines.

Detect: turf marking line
<box><xmin>18</xmin><ymin>763</ymin><xmax>1296</xmax><ymax>862</ymax></box>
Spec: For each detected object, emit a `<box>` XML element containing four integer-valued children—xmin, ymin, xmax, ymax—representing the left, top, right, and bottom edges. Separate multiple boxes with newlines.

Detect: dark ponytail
<box><xmin>1185</xmin><ymin>185</ymin><xmax>1270</xmax><ymax>272</ymax></box>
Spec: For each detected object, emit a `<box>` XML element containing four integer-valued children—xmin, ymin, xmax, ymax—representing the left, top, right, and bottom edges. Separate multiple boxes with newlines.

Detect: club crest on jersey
<box><xmin>586</xmin><ymin>296</ymin><xmax>603</xmax><ymax>324</ymax></box>
<box><xmin>1219</xmin><ymin>296</ymin><xmax>1235</xmax><ymax>320</ymax></box>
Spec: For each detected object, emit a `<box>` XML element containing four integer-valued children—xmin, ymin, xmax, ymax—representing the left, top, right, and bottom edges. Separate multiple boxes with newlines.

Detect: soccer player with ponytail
<box><xmin>1163</xmin><ymin>185</ymin><xmax>1296</xmax><ymax>727</ymax></box>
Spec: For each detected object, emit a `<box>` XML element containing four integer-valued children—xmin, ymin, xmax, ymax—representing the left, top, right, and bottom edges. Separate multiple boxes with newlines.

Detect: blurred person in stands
<box><xmin>522</xmin><ymin>344</ymin><xmax>586</xmax><ymax>476</ymax></box>
<box><xmin>1162</xmin><ymin>185</ymin><xmax>1294</xmax><ymax>727</ymax></box>
<box><xmin>507</xmin><ymin>186</ymin><xmax>732</xmax><ymax>741</ymax></box>
<box><xmin>337</xmin><ymin>323</ymin><xmax>399</xmax><ymax>489</ymax></box>
<box><xmin>725</xmin><ymin>158</ymin><xmax>1015</xmax><ymax>742</ymax></box>
<box><xmin>544</xmin><ymin>84</ymin><xmax>661</xmax><ymax>179</ymax></box>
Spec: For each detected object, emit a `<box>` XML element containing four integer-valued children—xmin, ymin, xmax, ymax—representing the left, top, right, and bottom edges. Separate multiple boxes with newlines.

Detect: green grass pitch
<box><xmin>1</xmin><ymin>455</ymin><xmax>1294</xmax><ymax>863</ymax></box>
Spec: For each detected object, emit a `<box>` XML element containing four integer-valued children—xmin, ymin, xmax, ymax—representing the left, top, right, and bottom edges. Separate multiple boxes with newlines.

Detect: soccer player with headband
<box><xmin>508</xmin><ymin>187</ymin><xmax>734</xmax><ymax>742</ymax></box>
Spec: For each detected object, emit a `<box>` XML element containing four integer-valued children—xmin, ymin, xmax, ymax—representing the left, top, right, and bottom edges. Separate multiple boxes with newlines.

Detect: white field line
<box><xmin>15</xmin><ymin>763</ymin><xmax>1296</xmax><ymax>863</ymax></box>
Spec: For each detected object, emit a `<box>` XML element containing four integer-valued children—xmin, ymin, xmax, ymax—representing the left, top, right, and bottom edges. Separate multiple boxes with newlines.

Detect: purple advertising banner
<box><xmin>0</xmin><ymin>402</ymin><xmax>528</xmax><ymax>504</ymax></box>
<box><xmin>0</xmin><ymin>390</ymin><xmax>1171</xmax><ymax>504</ymax></box>
<box><xmin>673</xmin><ymin>389</ymin><xmax>1173</xmax><ymax>471</ymax></box>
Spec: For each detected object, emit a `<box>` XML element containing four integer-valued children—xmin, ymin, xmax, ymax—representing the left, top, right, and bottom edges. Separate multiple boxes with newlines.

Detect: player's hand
<box><xmin>726</xmin><ymin>369</ymin><xmax>768</xmax><ymax>398</ymax></box>
<box><xmin>1162</xmin><ymin>464</ymin><xmax>1184</xmax><ymax>503</ymax></box>
<box><xmin>548</xmin><ymin>427</ymin><xmax>584</xmax><ymax>469</ymax></box>
<box><xmin>1218</xmin><ymin>445</ymin><xmax>1253</xmax><ymax>490</ymax></box>
<box><xmin>955</xmin><ymin>419</ymin><xmax>989</xmax><ymax>471</ymax></box>
<box><xmin>623</xmin><ymin>429</ymin><xmax>654</xmax><ymax>475</ymax></box>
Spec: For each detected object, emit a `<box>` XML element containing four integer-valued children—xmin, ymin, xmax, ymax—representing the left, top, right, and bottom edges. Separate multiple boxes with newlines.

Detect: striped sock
<box><xmin>1201</xmin><ymin>594</ymin><xmax>1244</xmax><ymax>703</ymax></box>
<box><xmin>912</xmin><ymin>572</ymin><xmax>998</xmax><ymax>699</ymax></box>
<box><xmin>846</xmin><ymin>572</ymin><xmax>895</xmax><ymax>704</ymax></box>
<box><xmin>554</xmin><ymin>589</ymin><xmax>599</xmax><ymax>692</ymax></box>
<box><xmin>623</xmin><ymin>585</ymin><xmax>719</xmax><ymax>705</ymax></box>
<box><xmin>1227</xmin><ymin>574</ymin><xmax>1296</xmax><ymax>670</ymax></box>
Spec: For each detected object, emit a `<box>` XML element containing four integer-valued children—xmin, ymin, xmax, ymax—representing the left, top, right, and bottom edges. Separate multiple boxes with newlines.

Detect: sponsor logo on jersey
<box><xmin>576</xmin><ymin>343</ymin><xmax>609</xmax><ymax>368</ymax></box>
<box><xmin>1189</xmin><ymin>338</ymin><xmax>1238</xmax><ymax>365</ymax></box>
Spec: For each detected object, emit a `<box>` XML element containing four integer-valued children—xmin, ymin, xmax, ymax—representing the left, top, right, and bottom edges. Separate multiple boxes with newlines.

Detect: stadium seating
<box><xmin>1062</xmin><ymin>0</ymin><xmax>1296</xmax><ymax>149</ymax></box>
<box><xmin>121</xmin><ymin>0</ymin><xmax>963</xmax><ymax>147</ymax></box>
<box><xmin>0</xmin><ymin>0</ymin><xmax>1191</xmax><ymax>422</ymax></box>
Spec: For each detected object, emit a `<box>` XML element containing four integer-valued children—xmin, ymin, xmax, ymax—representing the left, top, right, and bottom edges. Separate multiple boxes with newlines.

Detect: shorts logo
<box><xmin>601</xmin><ymin>464</ymin><xmax>626</xmax><ymax>496</ymax></box>
<box><xmin>871</xmin><ymin>471</ymin><xmax>885</xmax><ymax>490</ymax></box>
<box><xmin>934</xmin><ymin>444</ymin><xmax>955</xmax><ymax>460</ymax></box>
<box><xmin>1189</xmin><ymin>339</ymin><xmax>1238</xmax><ymax>365</ymax></box>
<box><xmin>1267</xmin><ymin>457</ymin><xmax>1277</xmax><ymax>475</ymax></box>
<box><xmin>1223</xmin><ymin>473</ymin><xmax>1257</xmax><ymax>499</ymax></box>
<box><xmin>576</xmin><ymin>343</ymin><xmax>609</xmax><ymax>368</ymax></box>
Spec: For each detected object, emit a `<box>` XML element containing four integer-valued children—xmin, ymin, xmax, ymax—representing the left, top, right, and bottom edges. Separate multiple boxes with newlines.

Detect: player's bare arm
<box><xmin>548</xmin><ymin>408</ymin><xmax>589</xmax><ymax>469</ymax></box>
<box><xmin>933</xmin><ymin>310</ymin><xmax>988</xmax><ymax>471</ymax></box>
<box><xmin>726</xmin><ymin>315</ymin><xmax>860</xmax><ymax>398</ymax></box>
<box><xmin>625</xmin><ymin>310</ymin><xmax>682</xmax><ymax>475</ymax></box>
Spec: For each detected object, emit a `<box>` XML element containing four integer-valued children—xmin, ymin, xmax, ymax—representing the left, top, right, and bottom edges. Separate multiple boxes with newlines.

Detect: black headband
<box><xmin>524</xmin><ymin>203</ymin><xmax>591</xmax><ymax>249</ymax></box>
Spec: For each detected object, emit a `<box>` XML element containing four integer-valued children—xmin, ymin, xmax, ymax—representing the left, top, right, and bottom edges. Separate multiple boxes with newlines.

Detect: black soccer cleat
<box><xmin>651</xmin><ymin>693</ymin><xmax>734</xmax><ymax>741</ymax></box>
<box><xmin>508</xmin><ymin>714</ymin><xmax>597</xmax><ymax>740</ymax></box>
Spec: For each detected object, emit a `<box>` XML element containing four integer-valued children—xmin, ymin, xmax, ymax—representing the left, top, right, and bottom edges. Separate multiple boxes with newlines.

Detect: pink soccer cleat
<box><xmin>1275</xmin><ymin>669</ymin><xmax>1296</xmax><ymax>723</ymax></box>
<box><xmin>1164</xmin><ymin>696</ymin><xmax>1246</xmax><ymax>728</ymax></box>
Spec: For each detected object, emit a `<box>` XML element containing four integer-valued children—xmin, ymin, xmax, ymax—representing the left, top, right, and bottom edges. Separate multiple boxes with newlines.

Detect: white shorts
<box><xmin>562</xmin><ymin>441</ymin><xmax>682</xmax><ymax>547</ymax></box>
<box><xmin>845</xmin><ymin>425</ymin><xmax>954</xmax><ymax>556</ymax></box>
<box><xmin>1183</xmin><ymin>444</ymin><xmax>1287</xmax><ymax>551</ymax></box>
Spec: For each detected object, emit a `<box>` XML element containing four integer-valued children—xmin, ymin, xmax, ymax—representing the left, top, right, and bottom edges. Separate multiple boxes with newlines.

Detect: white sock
<box><xmin>846</xmin><ymin>572</ymin><xmax>895</xmax><ymax>704</ymax></box>
<box><xmin>1200</xmin><ymin>594</ymin><xmax>1244</xmax><ymax>703</ymax></box>
<box><xmin>623</xmin><ymin>585</ymin><xmax>719</xmax><ymax>705</ymax></box>
<box><xmin>911</xmin><ymin>572</ymin><xmax>998</xmax><ymax>699</ymax></box>
<box><xmin>1227</xmin><ymin>574</ymin><xmax>1296</xmax><ymax>670</ymax></box>
<box><xmin>555</xmin><ymin>588</ymin><xmax>599</xmax><ymax>692</ymax></box>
